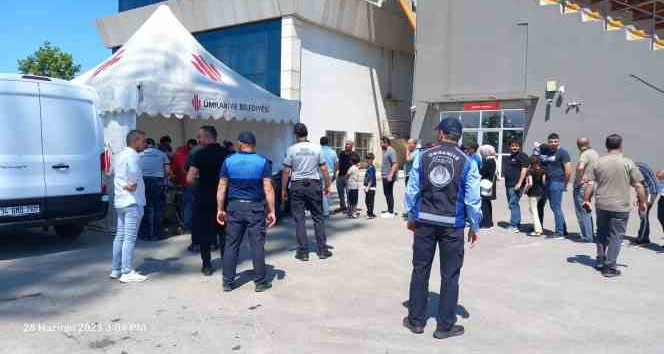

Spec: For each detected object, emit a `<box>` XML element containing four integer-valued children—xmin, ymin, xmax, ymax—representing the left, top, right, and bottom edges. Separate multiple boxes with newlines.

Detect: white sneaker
<box><xmin>380</xmin><ymin>212</ymin><xmax>396</xmax><ymax>219</ymax></box>
<box><xmin>119</xmin><ymin>270</ymin><xmax>147</xmax><ymax>283</ymax></box>
<box><xmin>109</xmin><ymin>270</ymin><xmax>121</xmax><ymax>279</ymax></box>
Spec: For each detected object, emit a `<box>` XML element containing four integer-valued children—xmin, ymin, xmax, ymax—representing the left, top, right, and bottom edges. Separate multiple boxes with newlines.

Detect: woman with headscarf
<box><xmin>478</xmin><ymin>145</ymin><xmax>497</xmax><ymax>228</ymax></box>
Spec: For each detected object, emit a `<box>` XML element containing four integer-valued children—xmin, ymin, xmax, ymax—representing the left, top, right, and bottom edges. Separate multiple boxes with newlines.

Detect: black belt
<box><xmin>292</xmin><ymin>179</ymin><xmax>320</xmax><ymax>183</ymax></box>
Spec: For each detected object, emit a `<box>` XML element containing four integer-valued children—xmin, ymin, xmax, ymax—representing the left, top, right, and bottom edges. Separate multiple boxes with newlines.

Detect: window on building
<box><xmin>118</xmin><ymin>0</ymin><xmax>167</xmax><ymax>12</ymax></box>
<box><xmin>195</xmin><ymin>19</ymin><xmax>282</xmax><ymax>96</ymax></box>
<box><xmin>326</xmin><ymin>131</ymin><xmax>346</xmax><ymax>155</ymax></box>
<box><xmin>355</xmin><ymin>133</ymin><xmax>374</xmax><ymax>163</ymax></box>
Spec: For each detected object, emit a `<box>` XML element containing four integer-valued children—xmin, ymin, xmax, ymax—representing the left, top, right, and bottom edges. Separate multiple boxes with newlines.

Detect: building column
<box><xmin>281</xmin><ymin>16</ymin><xmax>302</xmax><ymax>101</ymax></box>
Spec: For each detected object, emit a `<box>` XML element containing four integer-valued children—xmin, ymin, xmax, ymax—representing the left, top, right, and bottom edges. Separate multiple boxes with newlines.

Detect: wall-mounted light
<box><xmin>566</xmin><ymin>101</ymin><xmax>582</xmax><ymax>114</ymax></box>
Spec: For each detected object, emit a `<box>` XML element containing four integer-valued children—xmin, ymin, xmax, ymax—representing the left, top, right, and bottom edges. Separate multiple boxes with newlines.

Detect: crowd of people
<box><xmin>106</xmin><ymin>118</ymin><xmax>664</xmax><ymax>339</ymax></box>
<box><xmin>474</xmin><ymin>133</ymin><xmax>664</xmax><ymax>277</ymax></box>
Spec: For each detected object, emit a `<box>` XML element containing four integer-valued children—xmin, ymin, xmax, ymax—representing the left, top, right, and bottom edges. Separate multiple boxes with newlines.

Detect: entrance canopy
<box><xmin>73</xmin><ymin>5</ymin><xmax>299</xmax><ymax>123</ymax></box>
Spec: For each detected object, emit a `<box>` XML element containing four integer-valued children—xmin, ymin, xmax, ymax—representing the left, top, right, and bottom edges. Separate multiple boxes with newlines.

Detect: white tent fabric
<box><xmin>73</xmin><ymin>5</ymin><xmax>299</xmax><ymax>123</ymax></box>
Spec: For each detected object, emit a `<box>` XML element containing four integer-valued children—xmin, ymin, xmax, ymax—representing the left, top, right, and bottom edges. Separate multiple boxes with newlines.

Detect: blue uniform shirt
<box><xmin>320</xmin><ymin>146</ymin><xmax>338</xmax><ymax>179</ymax></box>
<box><xmin>405</xmin><ymin>142</ymin><xmax>482</xmax><ymax>232</ymax></box>
<box><xmin>220</xmin><ymin>151</ymin><xmax>272</xmax><ymax>201</ymax></box>
<box><xmin>364</xmin><ymin>164</ymin><xmax>377</xmax><ymax>188</ymax></box>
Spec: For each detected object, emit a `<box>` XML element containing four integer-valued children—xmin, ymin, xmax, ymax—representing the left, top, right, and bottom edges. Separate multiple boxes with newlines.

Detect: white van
<box><xmin>0</xmin><ymin>74</ymin><xmax>108</xmax><ymax>239</ymax></box>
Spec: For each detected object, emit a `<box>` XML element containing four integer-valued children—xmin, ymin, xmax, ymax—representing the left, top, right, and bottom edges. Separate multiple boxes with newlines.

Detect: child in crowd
<box><xmin>346</xmin><ymin>154</ymin><xmax>362</xmax><ymax>218</ymax></box>
<box><xmin>364</xmin><ymin>153</ymin><xmax>377</xmax><ymax>219</ymax></box>
<box><xmin>525</xmin><ymin>156</ymin><xmax>547</xmax><ymax>236</ymax></box>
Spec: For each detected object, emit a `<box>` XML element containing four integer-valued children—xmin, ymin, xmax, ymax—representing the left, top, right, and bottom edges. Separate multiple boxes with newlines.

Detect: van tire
<box><xmin>55</xmin><ymin>224</ymin><xmax>85</xmax><ymax>239</ymax></box>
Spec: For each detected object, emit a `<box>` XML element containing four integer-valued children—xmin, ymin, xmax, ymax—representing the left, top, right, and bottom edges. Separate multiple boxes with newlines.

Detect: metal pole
<box><xmin>653</xmin><ymin>1</ymin><xmax>657</xmax><ymax>49</ymax></box>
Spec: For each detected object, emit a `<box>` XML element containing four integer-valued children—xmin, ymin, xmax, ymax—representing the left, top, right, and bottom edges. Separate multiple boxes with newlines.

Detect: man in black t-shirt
<box><xmin>502</xmin><ymin>141</ymin><xmax>529</xmax><ymax>232</ymax></box>
<box><xmin>186</xmin><ymin>126</ymin><xmax>232</xmax><ymax>276</ymax></box>
<box><xmin>335</xmin><ymin>141</ymin><xmax>358</xmax><ymax>213</ymax></box>
<box><xmin>536</xmin><ymin>133</ymin><xmax>572</xmax><ymax>236</ymax></box>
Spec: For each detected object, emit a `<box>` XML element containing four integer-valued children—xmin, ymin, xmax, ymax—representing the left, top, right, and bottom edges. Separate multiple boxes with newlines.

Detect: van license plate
<box><xmin>0</xmin><ymin>205</ymin><xmax>40</xmax><ymax>217</ymax></box>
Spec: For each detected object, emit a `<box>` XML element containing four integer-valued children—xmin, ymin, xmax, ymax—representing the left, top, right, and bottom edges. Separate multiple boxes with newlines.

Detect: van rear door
<box><xmin>39</xmin><ymin>82</ymin><xmax>103</xmax><ymax>218</ymax></box>
<box><xmin>0</xmin><ymin>79</ymin><xmax>46</xmax><ymax>220</ymax></box>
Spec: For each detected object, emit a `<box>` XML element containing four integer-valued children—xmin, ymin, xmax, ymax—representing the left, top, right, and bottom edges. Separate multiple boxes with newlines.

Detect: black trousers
<box><xmin>480</xmin><ymin>198</ymin><xmax>493</xmax><ymax>228</ymax></box>
<box><xmin>223</xmin><ymin>201</ymin><xmax>267</xmax><ymax>285</ymax></box>
<box><xmin>193</xmin><ymin>202</ymin><xmax>223</xmax><ymax>268</ymax></box>
<box><xmin>365</xmin><ymin>190</ymin><xmax>376</xmax><ymax>217</ymax></box>
<box><xmin>383</xmin><ymin>178</ymin><xmax>396</xmax><ymax>213</ymax></box>
<box><xmin>348</xmin><ymin>189</ymin><xmax>359</xmax><ymax>215</ymax></box>
<box><xmin>408</xmin><ymin>223</ymin><xmax>464</xmax><ymax>330</ymax></box>
<box><xmin>637</xmin><ymin>203</ymin><xmax>654</xmax><ymax>243</ymax></box>
<box><xmin>139</xmin><ymin>176</ymin><xmax>165</xmax><ymax>239</ymax></box>
<box><xmin>290</xmin><ymin>179</ymin><xmax>327</xmax><ymax>254</ymax></box>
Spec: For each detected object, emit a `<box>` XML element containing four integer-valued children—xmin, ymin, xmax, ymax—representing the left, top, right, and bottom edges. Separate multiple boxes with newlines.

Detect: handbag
<box><xmin>480</xmin><ymin>178</ymin><xmax>494</xmax><ymax>197</ymax></box>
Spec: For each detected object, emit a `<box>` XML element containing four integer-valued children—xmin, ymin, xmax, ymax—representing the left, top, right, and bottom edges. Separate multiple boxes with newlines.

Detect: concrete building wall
<box><xmin>296</xmin><ymin>18</ymin><xmax>414</xmax><ymax>151</ymax></box>
<box><xmin>413</xmin><ymin>0</ymin><xmax>664</xmax><ymax>167</ymax></box>
<box><xmin>97</xmin><ymin>0</ymin><xmax>413</xmax><ymax>54</ymax></box>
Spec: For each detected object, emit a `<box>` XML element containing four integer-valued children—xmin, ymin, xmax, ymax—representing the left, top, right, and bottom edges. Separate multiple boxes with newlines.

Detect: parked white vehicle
<box><xmin>0</xmin><ymin>74</ymin><xmax>108</xmax><ymax>239</ymax></box>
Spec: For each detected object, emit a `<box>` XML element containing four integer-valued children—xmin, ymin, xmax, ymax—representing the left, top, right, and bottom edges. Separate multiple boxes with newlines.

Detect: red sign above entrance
<box><xmin>463</xmin><ymin>101</ymin><xmax>501</xmax><ymax>111</ymax></box>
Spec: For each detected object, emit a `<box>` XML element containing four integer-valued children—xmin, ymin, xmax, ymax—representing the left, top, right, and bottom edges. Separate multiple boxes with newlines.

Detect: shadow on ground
<box><xmin>401</xmin><ymin>293</ymin><xmax>470</xmax><ymax>322</ymax></box>
<box><xmin>0</xmin><ymin>210</ymin><xmax>371</xmax><ymax>318</ymax></box>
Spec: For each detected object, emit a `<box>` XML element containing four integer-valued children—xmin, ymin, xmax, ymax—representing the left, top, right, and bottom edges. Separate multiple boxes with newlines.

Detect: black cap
<box><xmin>238</xmin><ymin>131</ymin><xmax>256</xmax><ymax>146</ymax></box>
<box><xmin>437</xmin><ymin>117</ymin><xmax>463</xmax><ymax>137</ymax></box>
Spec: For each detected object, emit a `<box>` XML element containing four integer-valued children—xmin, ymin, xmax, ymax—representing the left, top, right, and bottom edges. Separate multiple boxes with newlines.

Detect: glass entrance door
<box><xmin>441</xmin><ymin>109</ymin><xmax>527</xmax><ymax>172</ymax></box>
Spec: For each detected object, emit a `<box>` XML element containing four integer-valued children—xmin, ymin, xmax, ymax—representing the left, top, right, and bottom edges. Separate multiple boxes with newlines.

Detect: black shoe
<box><xmin>402</xmin><ymin>317</ymin><xmax>424</xmax><ymax>334</ymax></box>
<box><xmin>594</xmin><ymin>257</ymin><xmax>606</xmax><ymax>271</ymax></box>
<box><xmin>433</xmin><ymin>324</ymin><xmax>465</xmax><ymax>340</ymax></box>
<box><xmin>602</xmin><ymin>267</ymin><xmax>621</xmax><ymax>278</ymax></box>
<box><xmin>255</xmin><ymin>282</ymin><xmax>272</xmax><ymax>293</ymax></box>
<box><xmin>201</xmin><ymin>266</ymin><xmax>214</xmax><ymax>276</ymax></box>
<box><xmin>295</xmin><ymin>252</ymin><xmax>309</xmax><ymax>261</ymax></box>
<box><xmin>223</xmin><ymin>283</ymin><xmax>234</xmax><ymax>292</ymax></box>
<box><xmin>187</xmin><ymin>244</ymin><xmax>200</xmax><ymax>252</ymax></box>
<box><xmin>318</xmin><ymin>250</ymin><xmax>333</xmax><ymax>259</ymax></box>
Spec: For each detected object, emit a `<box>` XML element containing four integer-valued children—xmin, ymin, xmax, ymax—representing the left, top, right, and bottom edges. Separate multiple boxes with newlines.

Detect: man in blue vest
<box><xmin>216</xmin><ymin>132</ymin><xmax>276</xmax><ymax>292</ymax></box>
<box><xmin>403</xmin><ymin>117</ymin><xmax>482</xmax><ymax>340</ymax></box>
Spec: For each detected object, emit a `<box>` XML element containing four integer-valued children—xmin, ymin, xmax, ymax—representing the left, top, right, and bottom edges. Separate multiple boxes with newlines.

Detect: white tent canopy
<box><xmin>73</xmin><ymin>5</ymin><xmax>298</xmax><ymax>167</ymax></box>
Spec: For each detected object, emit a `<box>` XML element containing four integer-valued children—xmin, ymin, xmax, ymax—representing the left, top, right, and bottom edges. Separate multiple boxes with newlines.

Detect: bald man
<box><xmin>574</xmin><ymin>138</ymin><xmax>599</xmax><ymax>242</ymax></box>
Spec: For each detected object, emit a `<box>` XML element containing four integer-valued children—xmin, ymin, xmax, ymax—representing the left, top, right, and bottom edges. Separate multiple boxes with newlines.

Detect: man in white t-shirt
<box><xmin>111</xmin><ymin>130</ymin><xmax>148</xmax><ymax>283</ymax></box>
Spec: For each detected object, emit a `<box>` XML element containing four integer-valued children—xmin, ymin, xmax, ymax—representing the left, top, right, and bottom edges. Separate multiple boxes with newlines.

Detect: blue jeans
<box><xmin>113</xmin><ymin>204</ymin><xmax>144</xmax><ymax>274</ymax></box>
<box><xmin>140</xmin><ymin>177</ymin><xmax>165</xmax><ymax>239</ymax></box>
<box><xmin>547</xmin><ymin>181</ymin><xmax>567</xmax><ymax>235</ymax></box>
<box><xmin>506</xmin><ymin>187</ymin><xmax>522</xmax><ymax>228</ymax></box>
<box><xmin>183</xmin><ymin>185</ymin><xmax>194</xmax><ymax>232</ymax></box>
<box><xmin>573</xmin><ymin>185</ymin><xmax>594</xmax><ymax>241</ymax></box>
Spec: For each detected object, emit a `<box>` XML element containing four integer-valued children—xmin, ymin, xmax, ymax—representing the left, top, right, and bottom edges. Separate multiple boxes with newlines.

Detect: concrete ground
<box><xmin>1</xmin><ymin>181</ymin><xmax>663</xmax><ymax>354</ymax></box>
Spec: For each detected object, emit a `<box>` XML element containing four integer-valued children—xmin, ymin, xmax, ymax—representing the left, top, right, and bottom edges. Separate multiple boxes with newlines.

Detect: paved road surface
<box><xmin>1</xmin><ymin>181</ymin><xmax>663</xmax><ymax>353</ymax></box>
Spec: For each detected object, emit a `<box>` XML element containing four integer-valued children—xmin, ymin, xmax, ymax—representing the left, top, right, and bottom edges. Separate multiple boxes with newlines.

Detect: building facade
<box><xmin>98</xmin><ymin>0</ymin><xmax>415</xmax><ymax>159</ymax></box>
<box><xmin>412</xmin><ymin>0</ymin><xmax>663</xmax><ymax>168</ymax></box>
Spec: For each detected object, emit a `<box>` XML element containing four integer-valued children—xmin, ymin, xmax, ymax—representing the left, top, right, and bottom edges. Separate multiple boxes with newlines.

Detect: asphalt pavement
<box><xmin>1</xmin><ymin>181</ymin><xmax>663</xmax><ymax>353</ymax></box>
